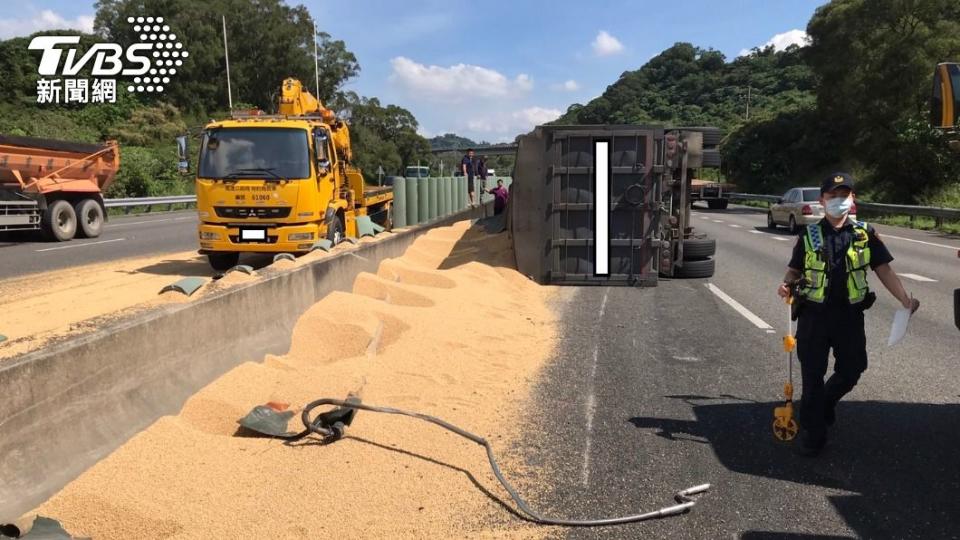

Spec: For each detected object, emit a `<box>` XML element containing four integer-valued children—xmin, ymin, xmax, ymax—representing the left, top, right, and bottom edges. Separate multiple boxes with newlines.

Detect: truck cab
<box><xmin>196</xmin><ymin>80</ymin><xmax>392</xmax><ymax>271</ymax></box>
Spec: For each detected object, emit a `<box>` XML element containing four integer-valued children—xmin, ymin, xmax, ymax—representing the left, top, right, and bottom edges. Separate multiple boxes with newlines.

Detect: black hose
<box><xmin>299</xmin><ymin>398</ymin><xmax>710</xmax><ymax>527</ymax></box>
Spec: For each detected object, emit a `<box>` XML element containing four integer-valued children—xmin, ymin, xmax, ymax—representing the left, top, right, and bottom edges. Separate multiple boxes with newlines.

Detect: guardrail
<box><xmin>728</xmin><ymin>192</ymin><xmax>960</xmax><ymax>228</ymax></box>
<box><xmin>104</xmin><ymin>195</ymin><xmax>196</xmax><ymax>213</ymax></box>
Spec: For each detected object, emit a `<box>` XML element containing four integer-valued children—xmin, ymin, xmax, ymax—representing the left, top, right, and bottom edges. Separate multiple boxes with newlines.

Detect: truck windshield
<box><xmin>198</xmin><ymin>128</ymin><xmax>310</xmax><ymax>179</ymax></box>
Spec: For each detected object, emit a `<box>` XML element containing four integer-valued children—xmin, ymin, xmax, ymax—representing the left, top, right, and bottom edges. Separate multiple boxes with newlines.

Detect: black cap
<box><xmin>821</xmin><ymin>172</ymin><xmax>856</xmax><ymax>194</ymax></box>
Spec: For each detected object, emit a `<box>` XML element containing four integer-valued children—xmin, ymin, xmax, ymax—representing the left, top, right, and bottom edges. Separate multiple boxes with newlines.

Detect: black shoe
<box><xmin>794</xmin><ymin>431</ymin><xmax>826</xmax><ymax>457</ymax></box>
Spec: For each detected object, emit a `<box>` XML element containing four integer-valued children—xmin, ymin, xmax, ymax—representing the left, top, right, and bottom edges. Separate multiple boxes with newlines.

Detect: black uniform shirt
<box><xmin>788</xmin><ymin>218</ymin><xmax>893</xmax><ymax>305</ymax></box>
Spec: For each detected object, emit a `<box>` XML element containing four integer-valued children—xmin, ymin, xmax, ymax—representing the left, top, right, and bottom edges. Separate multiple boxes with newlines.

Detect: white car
<box><xmin>768</xmin><ymin>187</ymin><xmax>857</xmax><ymax>234</ymax></box>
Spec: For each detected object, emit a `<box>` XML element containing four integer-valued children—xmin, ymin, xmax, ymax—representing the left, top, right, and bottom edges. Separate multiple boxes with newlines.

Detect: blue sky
<box><xmin>3</xmin><ymin>0</ymin><xmax>827</xmax><ymax>142</ymax></box>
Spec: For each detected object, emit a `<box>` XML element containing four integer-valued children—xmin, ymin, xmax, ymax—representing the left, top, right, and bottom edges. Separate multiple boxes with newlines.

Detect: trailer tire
<box><xmin>686</xmin><ymin>127</ymin><xmax>723</xmax><ymax>146</ymax></box>
<box><xmin>683</xmin><ymin>238</ymin><xmax>716</xmax><ymax>260</ymax></box>
<box><xmin>74</xmin><ymin>198</ymin><xmax>104</xmax><ymax>238</ymax></box>
<box><xmin>327</xmin><ymin>214</ymin><xmax>345</xmax><ymax>245</ymax></box>
<box><xmin>675</xmin><ymin>258</ymin><xmax>715</xmax><ymax>279</ymax></box>
<box><xmin>208</xmin><ymin>252</ymin><xmax>240</xmax><ymax>271</ymax></box>
<box><xmin>701</xmin><ymin>148</ymin><xmax>721</xmax><ymax>168</ymax></box>
<box><xmin>41</xmin><ymin>199</ymin><xmax>77</xmax><ymax>241</ymax></box>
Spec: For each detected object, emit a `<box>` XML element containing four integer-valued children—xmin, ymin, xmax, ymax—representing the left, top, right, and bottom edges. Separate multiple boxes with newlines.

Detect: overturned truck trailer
<box><xmin>510</xmin><ymin>125</ymin><xmax>721</xmax><ymax>286</ymax></box>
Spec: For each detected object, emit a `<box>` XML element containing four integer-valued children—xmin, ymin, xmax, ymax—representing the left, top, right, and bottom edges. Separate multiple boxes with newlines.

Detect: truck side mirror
<box><xmin>176</xmin><ymin>135</ymin><xmax>189</xmax><ymax>174</ymax></box>
<box><xmin>314</xmin><ymin>132</ymin><xmax>331</xmax><ymax>175</ymax></box>
<box><xmin>931</xmin><ymin>63</ymin><xmax>960</xmax><ymax>129</ymax></box>
<box><xmin>954</xmin><ymin>288</ymin><xmax>959</xmax><ymax>331</ymax></box>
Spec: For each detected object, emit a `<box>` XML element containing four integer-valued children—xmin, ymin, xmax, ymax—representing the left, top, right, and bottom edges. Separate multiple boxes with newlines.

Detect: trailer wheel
<box><xmin>74</xmin><ymin>198</ymin><xmax>104</xmax><ymax>238</ymax></box>
<box><xmin>208</xmin><ymin>252</ymin><xmax>240</xmax><ymax>271</ymax></box>
<box><xmin>683</xmin><ymin>238</ymin><xmax>716</xmax><ymax>260</ymax></box>
<box><xmin>41</xmin><ymin>199</ymin><xmax>77</xmax><ymax>241</ymax></box>
<box><xmin>701</xmin><ymin>148</ymin><xmax>721</xmax><ymax>168</ymax></box>
<box><xmin>675</xmin><ymin>258</ymin><xmax>715</xmax><ymax>278</ymax></box>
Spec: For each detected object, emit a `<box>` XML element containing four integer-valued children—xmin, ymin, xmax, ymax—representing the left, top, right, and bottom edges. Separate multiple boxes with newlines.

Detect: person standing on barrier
<box><xmin>776</xmin><ymin>172</ymin><xmax>919</xmax><ymax>457</ymax></box>
<box><xmin>462</xmin><ymin>148</ymin><xmax>477</xmax><ymax>207</ymax></box>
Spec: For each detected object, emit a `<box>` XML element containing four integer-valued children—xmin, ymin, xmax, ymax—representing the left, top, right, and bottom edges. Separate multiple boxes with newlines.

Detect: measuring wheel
<box><xmin>772</xmin><ymin>416</ymin><xmax>799</xmax><ymax>441</ymax></box>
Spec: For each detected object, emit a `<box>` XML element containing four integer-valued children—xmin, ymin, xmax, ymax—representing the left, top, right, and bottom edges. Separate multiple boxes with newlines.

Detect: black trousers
<box><xmin>796</xmin><ymin>305</ymin><xmax>868</xmax><ymax>439</ymax></box>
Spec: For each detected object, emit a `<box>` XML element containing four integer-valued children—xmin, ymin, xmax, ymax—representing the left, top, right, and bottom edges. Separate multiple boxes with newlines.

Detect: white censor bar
<box><xmin>594</xmin><ymin>141</ymin><xmax>610</xmax><ymax>276</ymax></box>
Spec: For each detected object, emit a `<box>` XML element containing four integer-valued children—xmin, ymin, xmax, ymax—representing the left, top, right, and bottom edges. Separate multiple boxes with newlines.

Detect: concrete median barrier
<box><xmin>0</xmin><ymin>206</ymin><xmax>485</xmax><ymax>522</ymax></box>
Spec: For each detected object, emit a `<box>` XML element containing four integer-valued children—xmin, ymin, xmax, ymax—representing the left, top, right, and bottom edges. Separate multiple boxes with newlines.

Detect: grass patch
<box><xmin>736</xmin><ymin>199</ymin><xmax>772</xmax><ymax>209</ymax></box>
<box><xmin>107</xmin><ymin>203</ymin><xmax>195</xmax><ymax>218</ymax></box>
<box><xmin>859</xmin><ymin>212</ymin><xmax>960</xmax><ymax>235</ymax></box>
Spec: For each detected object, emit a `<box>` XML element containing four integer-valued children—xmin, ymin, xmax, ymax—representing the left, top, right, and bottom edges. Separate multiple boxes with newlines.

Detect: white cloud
<box><xmin>738</xmin><ymin>29</ymin><xmax>810</xmax><ymax>56</ymax></box>
<box><xmin>389</xmin><ymin>56</ymin><xmax>533</xmax><ymax>102</ymax></box>
<box><xmin>592</xmin><ymin>30</ymin><xmax>624</xmax><ymax>57</ymax></box>
<box><xmin>0</xmin><ymin>9</ymin><xmax>94</xmax><ymax>39</ymax></box>
<box><xmin>467</xmin><ymin>106</ymin><xmax>562</xmax><ymax>135</ymax></box>
<box><xmin>551</xmin><ymin>79</ymin><xmax>580</xmax><ymax>92</ymax></box>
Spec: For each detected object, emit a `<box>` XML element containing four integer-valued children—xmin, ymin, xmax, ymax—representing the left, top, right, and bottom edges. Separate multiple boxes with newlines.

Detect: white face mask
<box><xmin>824</xmin><ymin>195</ymin><xmax>854</xmax><ymax>218</ymax></box>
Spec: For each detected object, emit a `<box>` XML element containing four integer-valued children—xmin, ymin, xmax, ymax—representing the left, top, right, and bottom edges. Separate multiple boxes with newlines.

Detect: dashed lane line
<box><xmin>706</xmin><ymin>283</ymin><xmax>776</xmax><ymax>333</ymax></box>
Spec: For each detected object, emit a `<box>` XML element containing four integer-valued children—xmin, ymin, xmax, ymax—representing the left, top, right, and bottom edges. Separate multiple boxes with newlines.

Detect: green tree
<box><xmin>805</xmin><ymin>0</ymin><xmax>960</xmax><ymax>200</ymax></box>
<box><xmin>93</xmin><ymin>0</ymin><xmax>359</xmax><ymax>113</ymax></box>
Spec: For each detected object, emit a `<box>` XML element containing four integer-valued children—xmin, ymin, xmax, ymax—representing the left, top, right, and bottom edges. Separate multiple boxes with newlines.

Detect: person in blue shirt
<box><xmin>461</xmin><ymin>149</ymin><xmax>476</xmax><ymax>206</ymax></box>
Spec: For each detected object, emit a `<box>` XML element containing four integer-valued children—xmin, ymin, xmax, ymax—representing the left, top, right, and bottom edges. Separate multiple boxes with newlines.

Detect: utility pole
<box><xmin>222</xmin><ymin>16</ymin><xmax>233</xmax><ymax>110</ymax></box>
<box><xmin>745</xmin><ymin>86</ymin><xmax>752</xmax><ymax>121</ymax></box>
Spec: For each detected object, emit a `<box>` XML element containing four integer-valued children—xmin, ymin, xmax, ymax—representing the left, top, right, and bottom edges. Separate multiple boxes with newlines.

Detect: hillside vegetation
<box><xmin>0</xmin><ymin>0</ymin><xmax>433</xmax><ymax>196</ymax></box>
<box><xmin>559</xmin><ymin>0</ymin><xmax>960</xmax><ymax>205</ymax></box>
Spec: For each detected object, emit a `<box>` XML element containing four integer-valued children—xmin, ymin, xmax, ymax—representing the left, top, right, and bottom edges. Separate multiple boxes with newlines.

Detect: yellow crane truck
<box><xmin>196</xmin><ymin>78</ymin><xmax>393</xmax><ymax>270</ymax></box>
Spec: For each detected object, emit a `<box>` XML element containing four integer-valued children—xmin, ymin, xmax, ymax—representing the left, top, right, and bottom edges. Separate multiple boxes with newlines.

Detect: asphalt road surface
<box><xmin>520</xmin><ymin>205</ymin><xmax>960</xmax><ymax>539</ymax></box>
<box><xmin>0</xmin><ymin>211</ymin><xmax>199</xmax><ymax>280</ymax></box>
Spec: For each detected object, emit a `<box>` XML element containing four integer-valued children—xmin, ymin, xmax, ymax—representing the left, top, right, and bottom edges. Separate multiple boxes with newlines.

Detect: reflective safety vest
<box><xmin>800</xmin><ymin>221</ymin><xmax>872</xmax><ymax>304</ymax></box>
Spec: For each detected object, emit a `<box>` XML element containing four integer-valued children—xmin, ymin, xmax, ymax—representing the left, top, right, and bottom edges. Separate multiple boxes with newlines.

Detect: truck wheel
<box><xmin>675</xmin><ymin>258</ymin><xmax>715</xmax><ymax>278</ymax></box>
<box><xmin>707</xmin><ymin>199</ymin><xmax>727</xmax><ymax>210</ymax></box>
<box><xmin>683</xmin><ymin>238</ymin><xmax>716</xmax><ymax>260</ymax></box>
<box><xmin>208</xmin><ymin>252</ymin><xmax>240</xmax><ymax>271</ymax></box>
<box><xmin>686</xmin><ymin>127</ymin><xmax>723</xmax><ymax>146</ymax></box>
<box><xmin>701</xmin><ymin>148</ymin><xmax>721</xmax><ymax>168</ymax></box>
<box><xmin>74</xmin><ymin>199</ymin><xmax>104</xmax><ymax>238</ymax></box>
<box><xmin>717</xmin><ymin>199</ymin><xmax>729</xmax><ymax>210</ymax></box>
<box><xmin>41</xmin><ymin>199</ymin><xmax>77</xmax><ymax>241</ymax></box>
<box><xmin>327</xmin><ymin>215</ymin><xmax>345</xmax><ymax>244</ymax></box>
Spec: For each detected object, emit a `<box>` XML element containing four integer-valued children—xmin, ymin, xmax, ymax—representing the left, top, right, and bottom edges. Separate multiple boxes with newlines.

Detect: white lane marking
<box><xmin>880</xmin><ymin>234</ymin><xmax>960</xmax><ymax>252</ymax></box>
<box><xmin>705</xmin><ymin>283</ymin><xmax>774</xmax><ymax>331</ymax></box>
<box><xmin>729</xmin><ymin>224</ymin><xmax>742</xmax><ymax>228</ymax></box>
<box><xmin>773</xmin><ymin>237</ymin><xmax>791</xmax><ymax>242</ymax></box>
<box><xmin>582</xmin><ymin>348</ymin><xmax>598</xmax><ymax>487</ymax></box>
<box><xmin>749</xmin><ymin>230</ymin><xmax>762</xmax><ymax>234</ymax></box>
<box><xmin>582</xmin><ymin>287</ymin><xmax>609</xmax><ymax>488</ymax></box>
<box><xmin>712</xmin><ymin>219</ymin><xmax>725</xmax><ymax>223</ymax></box>
<box><xmin>35</xmin><ymin>238</ymin><xmax>126</xmax><ymax>252</ymax></box>
<box><xmin>595</xmin><ymin>141</ymin><xmax>609</xmax><ymax>276</ymax></box>
<box><xmin>108</xmin><ymin>216</ymin><xmax>195</xmax><ymax>228</ymax></box>
<box><xmin>899</xmin><ymin>273</ymin><xmax>938</xmax><ymax>283</ymax></box>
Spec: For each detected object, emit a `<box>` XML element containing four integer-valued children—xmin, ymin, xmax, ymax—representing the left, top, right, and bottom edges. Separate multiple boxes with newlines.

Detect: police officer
<box><xmin>777</xmin><ymin>173</ymin><xmax>920</xmax><ymax>456</ymax></box>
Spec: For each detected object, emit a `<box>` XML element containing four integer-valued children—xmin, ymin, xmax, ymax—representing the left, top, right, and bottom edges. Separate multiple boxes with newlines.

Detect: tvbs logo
<box><xmin>28</xmin><ymin>16</ymin><xmax>188</xmax><ymax>104</ymax></box>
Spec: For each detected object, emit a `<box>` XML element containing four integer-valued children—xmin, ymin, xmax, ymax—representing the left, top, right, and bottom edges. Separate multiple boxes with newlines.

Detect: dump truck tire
<box><xmin>41</xmin><ymin>199</ymin><xmax>77</xmax><ymax>241</ymax></box>
<box><xmin>208</xmin><ymin>252</ymin><xmax>240</xmax><ymax>271</ymax></box>
<box><xmin>675</xmin><ymin>258</ymin><xmax>715</xmax><ymax>278</ymax></box>
<box><xmin>683</xmin><ymin>238</ymin><xmax>716</xmax><ymax>260</ymax></box>
<box><xmin>74</xmin><ymin>198</ymin><xmax>104</xmax><ymax>238</ymax></box>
